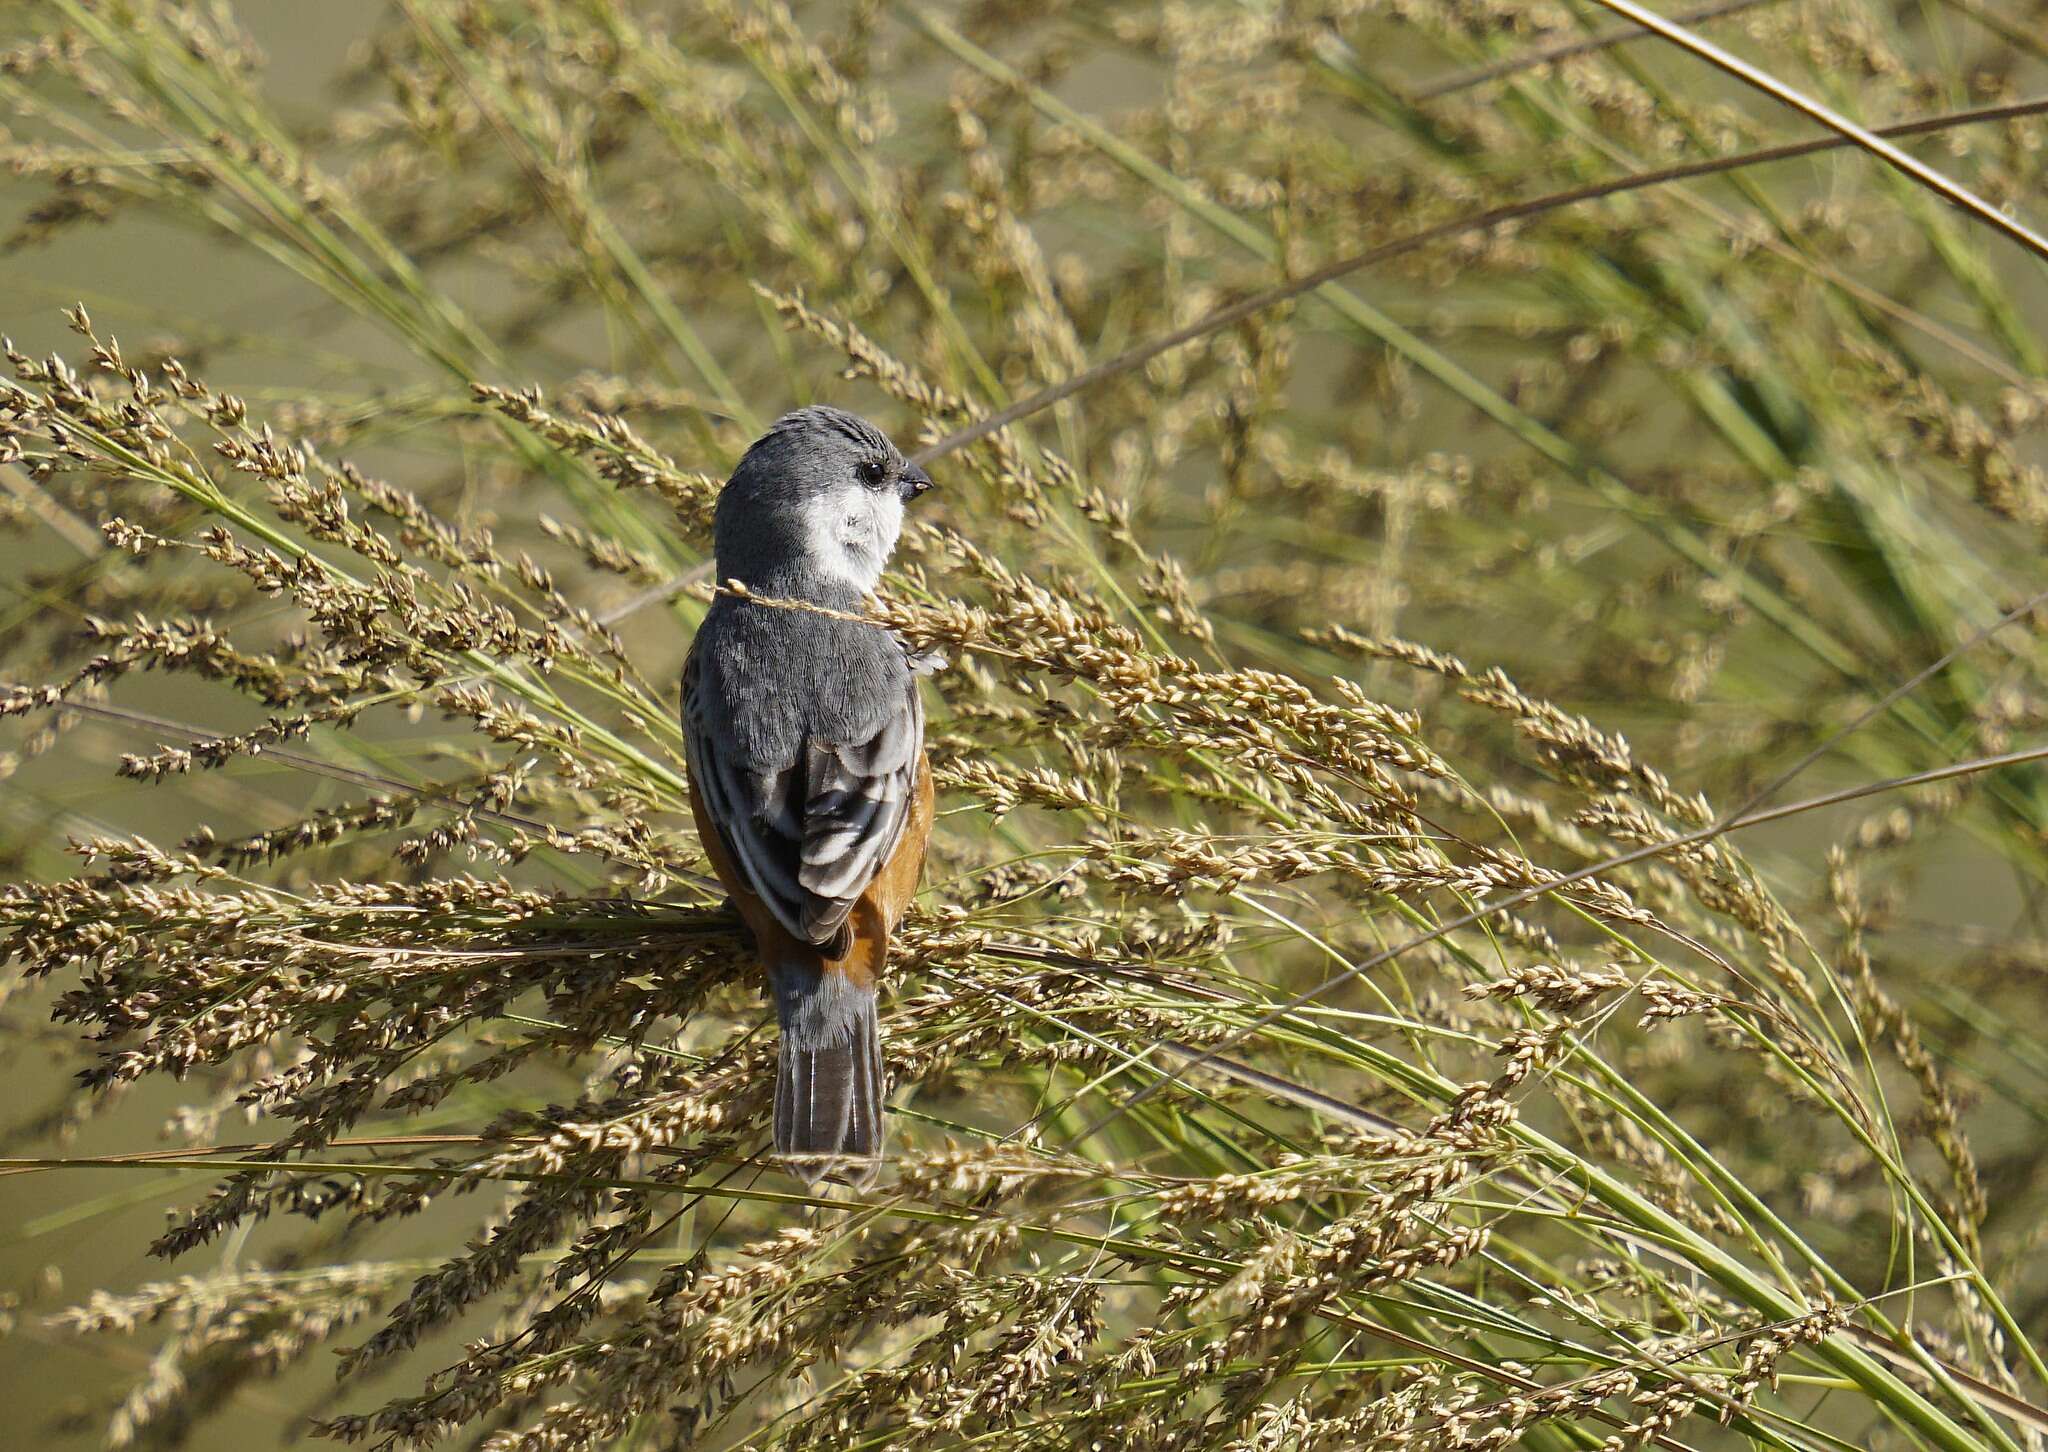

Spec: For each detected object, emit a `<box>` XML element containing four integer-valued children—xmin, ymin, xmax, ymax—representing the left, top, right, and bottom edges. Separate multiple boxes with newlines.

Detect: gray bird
<box><xmin>682</xmin><ymin>406</ymin><xmax>937</xmax><ymax>1187</ymax></box>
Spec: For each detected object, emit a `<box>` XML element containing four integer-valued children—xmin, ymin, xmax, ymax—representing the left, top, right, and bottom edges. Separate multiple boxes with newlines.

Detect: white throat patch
<box><xmin>804</xmin><ymin>484</ymin><xmax>902</xmax><ymax>593</ymax></box>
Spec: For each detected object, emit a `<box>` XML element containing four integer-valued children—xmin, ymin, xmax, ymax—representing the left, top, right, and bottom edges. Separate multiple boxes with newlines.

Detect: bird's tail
<box><xmin>769</xmin><ymin>957</ymin><xmax>884</xmax><ymax>1187</ymax></box>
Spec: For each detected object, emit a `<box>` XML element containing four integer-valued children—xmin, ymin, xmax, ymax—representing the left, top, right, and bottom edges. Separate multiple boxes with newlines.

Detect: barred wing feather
<box><xmin>684</xmin><ymin>648</ymin><xmax>924</xmax><ymax>948</ymax></box>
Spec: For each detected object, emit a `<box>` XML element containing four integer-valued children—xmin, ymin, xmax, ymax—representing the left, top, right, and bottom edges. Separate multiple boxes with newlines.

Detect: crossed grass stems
<box><xmin>1</xmin><ymin>1</ymin><xmax>2047</xmax><ymax>1449</ymax></box>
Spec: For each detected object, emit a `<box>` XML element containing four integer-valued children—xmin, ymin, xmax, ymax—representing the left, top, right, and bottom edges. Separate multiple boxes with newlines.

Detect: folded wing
<box><xmin>684</xmin><ymin>647</ymin><xmax>925</xmax><ymax>947</ymax></box>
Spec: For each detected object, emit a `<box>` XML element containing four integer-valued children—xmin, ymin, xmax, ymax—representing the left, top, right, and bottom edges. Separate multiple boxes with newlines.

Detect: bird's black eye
<box><xmin>857</xmin><ymin>458</ymin><xmax>888</xmax><ymax>489</ymax></box>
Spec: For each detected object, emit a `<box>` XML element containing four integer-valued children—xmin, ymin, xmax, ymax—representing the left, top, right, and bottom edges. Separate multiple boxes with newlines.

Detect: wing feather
<box><xmin>685</xmin><ymin>644</ymin><xmax>925</xmax><ymax>948</ymax></box>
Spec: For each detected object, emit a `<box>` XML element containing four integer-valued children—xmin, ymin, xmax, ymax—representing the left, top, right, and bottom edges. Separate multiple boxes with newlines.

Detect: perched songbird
<box><xmin>682</xmin><ymin>407</ymin><xmax>937</xmax><ymax>1187</ymax></box>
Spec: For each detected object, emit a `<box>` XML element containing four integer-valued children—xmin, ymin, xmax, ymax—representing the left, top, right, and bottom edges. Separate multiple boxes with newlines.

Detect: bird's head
<box><xmin>713</xmin><ymin>406</ymin><xmax>934</xmax><ymax>595</ymax></box>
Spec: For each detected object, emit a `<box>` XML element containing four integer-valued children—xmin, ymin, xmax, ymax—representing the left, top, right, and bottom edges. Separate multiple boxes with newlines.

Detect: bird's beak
<box><xmin>899</xmin><ymin>463</ymin><xmax>935</xmax><ymax>503</ymax></box>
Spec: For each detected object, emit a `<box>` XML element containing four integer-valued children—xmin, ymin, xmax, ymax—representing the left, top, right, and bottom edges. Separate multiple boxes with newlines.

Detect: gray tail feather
<box><xmin>770</xmin><ymin>960</ymin><xmax>884</xmax><ymax>1187</ymax></box>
